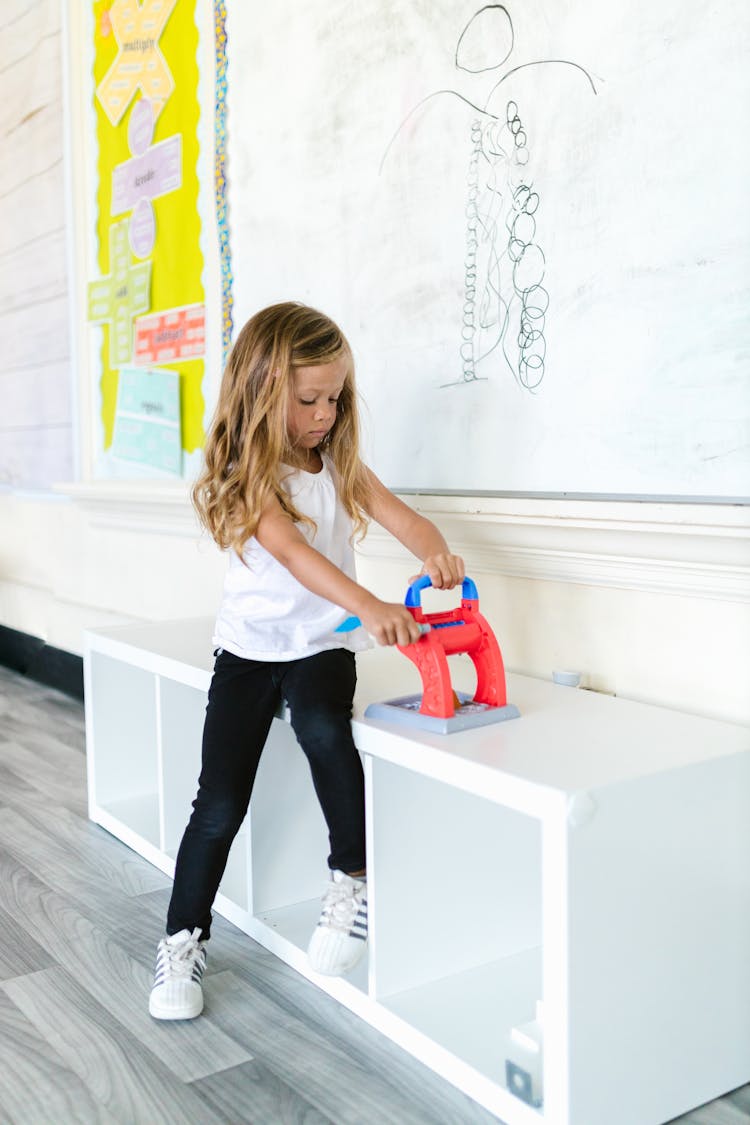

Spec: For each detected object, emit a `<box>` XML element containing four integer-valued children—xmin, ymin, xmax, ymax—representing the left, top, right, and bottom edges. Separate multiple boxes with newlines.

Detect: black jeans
<box><xmin>166</xmin><ymin>647</ymin><xmax>364</xmax><ymax>940</ymax></box>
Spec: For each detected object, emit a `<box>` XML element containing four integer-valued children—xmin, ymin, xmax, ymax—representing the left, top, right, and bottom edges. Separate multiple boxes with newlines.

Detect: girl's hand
<box><xmin>360</xmin><ymin>600</ymin><xmax>425</xmax><ymax>647</ymax></box>
<box><xmin>412</xmin><ymin>553</ymin><xmax>465</xmax><ymax>590</ymax></box>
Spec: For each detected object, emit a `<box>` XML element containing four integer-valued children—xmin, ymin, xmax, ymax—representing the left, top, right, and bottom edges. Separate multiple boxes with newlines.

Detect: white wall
<box><xmin>0</xmin><ymin>0</ymin><xmax>74</xmax><ymax>490</ymax></box>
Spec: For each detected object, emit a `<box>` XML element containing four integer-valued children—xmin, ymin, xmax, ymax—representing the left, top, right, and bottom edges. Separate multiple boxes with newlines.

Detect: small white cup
<box><xmin>552</xmin><ymin>670</ymin><xmax>581</xmax><ymax>688</ymax></box>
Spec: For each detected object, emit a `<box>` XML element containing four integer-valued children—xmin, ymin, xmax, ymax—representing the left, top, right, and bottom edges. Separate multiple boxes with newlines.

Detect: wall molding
<box><xmin>361</xmin><ymin>495</ymin><xmax>750</xmax><ymax>603</ymax></box>
<box><xmin>360</xmin><ymin>534</ymin><xmax>748</xmax><ymax>602</ymax></box>
<box><xmin>55</xmin><ymin>481</ymin><xmax>200</xmax><ymax>537</ymax></box>
<box><xmin>55</xmin><ymin>483</ymin><xmax>750</xmax><ymax>602</ymax></box>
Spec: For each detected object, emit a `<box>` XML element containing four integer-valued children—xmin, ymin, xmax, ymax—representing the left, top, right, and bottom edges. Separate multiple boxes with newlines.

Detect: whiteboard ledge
<box><xmin>391</xmin><ymin>489</ymin><xmax>749</xmax><ymax>506</ymax></box>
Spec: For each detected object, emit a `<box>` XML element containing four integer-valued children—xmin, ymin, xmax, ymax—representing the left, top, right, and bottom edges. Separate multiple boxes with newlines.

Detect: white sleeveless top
<box><xmin>212</xmin><ymin>456</ymin><xmax>371</xmax><ymax>661</ymax></box>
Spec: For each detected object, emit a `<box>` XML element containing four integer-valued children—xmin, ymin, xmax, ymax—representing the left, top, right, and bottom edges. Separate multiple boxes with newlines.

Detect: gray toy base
<box><xmin>364</xmin><ymin>692</ymin><xmax>521</xmax><ymax>734</ymax></box>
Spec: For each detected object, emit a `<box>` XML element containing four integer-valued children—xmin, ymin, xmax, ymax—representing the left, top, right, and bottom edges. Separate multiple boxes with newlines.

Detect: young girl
<box><xmin>149</xmin><ymin>302</ymin><xmax>464</xmax><ymax>1020</ymax></box>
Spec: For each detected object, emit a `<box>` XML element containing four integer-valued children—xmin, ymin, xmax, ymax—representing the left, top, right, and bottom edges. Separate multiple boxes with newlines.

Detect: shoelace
<box><xmin>158</xmin><ymin>929</ymin><xmax>204</xmax><ymax>980</ymax></box>
<box><xmin>320</xmin><ymin>881</ymin><xmax>365</xmax><ymax>933</ymax></box>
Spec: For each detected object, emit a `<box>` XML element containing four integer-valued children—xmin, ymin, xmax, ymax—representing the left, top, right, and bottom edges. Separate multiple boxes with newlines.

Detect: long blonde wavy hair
<box><xmin>192</xmin><ymin>302</ymin><xmax>371</xmax><ymax>557</ymax></box>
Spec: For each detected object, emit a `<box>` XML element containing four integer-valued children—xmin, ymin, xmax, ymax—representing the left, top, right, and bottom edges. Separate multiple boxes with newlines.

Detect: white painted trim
<box><xmin>54</xmin><ymin>480</ymin><xmax>199</xmax><ymax>536</ymax></box>
<box><xmin>55</xmin><ymin>484</ymin><xmax>750</xmax><ymax>601</ymax></box>
<box><xmin>360</xmin><ymin>532</ymin><xmax>749</xmax><ymax>602</ymax></box>
<box><xmin>361</xmin><ymin>495</ymin><xmax>750</xmax><ymax>603</ymax></box>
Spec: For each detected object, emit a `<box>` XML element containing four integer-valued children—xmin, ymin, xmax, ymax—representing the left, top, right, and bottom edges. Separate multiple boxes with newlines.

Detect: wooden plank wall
<box><xmin>0</xmin><ymin>0</ymin><xmax>73</xmax><ymax>490</ymax></box>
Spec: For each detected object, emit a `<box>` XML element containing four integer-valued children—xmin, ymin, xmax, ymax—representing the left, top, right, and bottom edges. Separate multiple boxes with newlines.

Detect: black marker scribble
<box><xmin>381</xmin><ymin>4</ymin><xmax>598</xmax><ymax>393</ymax></box>
<box><xmin>456</xmin><ymin>101</ymin><xmax>548</xmax><ymax>390</ymax></box>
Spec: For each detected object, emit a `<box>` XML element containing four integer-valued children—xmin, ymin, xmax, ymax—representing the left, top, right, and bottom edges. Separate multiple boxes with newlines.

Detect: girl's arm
<box><xmin>362</xmin><ymin>468</ymin><xmax>465</xmax><ymax>589</ymax></box>
<box><xmin>255</xmin><ymin>495</ymin><xmax>423</xmax><ymax>647</ymax></box>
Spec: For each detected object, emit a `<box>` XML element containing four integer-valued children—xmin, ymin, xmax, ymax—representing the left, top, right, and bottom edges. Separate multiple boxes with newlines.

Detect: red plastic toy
<box><xmin>398</xmin><ymin>575</ymin><xmax>510</xmax><ymax>720</ymax></box>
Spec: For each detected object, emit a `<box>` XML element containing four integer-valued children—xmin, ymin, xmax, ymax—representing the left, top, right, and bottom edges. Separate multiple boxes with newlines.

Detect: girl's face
<box><xmin>286</xmin><ymin>356</ymin><xmax>348</xmax><ymax>450</ymax></box>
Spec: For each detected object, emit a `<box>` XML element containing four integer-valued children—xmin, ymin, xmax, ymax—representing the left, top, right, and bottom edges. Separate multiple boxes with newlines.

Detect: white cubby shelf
<box><xmin>84</xmin><ymin>617</ymin><xmax>750</xmax><ymax>1125</ymax></box>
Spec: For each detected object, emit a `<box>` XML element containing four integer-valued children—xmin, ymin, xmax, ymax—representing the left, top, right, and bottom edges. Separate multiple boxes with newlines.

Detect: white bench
<box><xmin>84</xmin><ymin>617</ymin><xmax>750</xmax><ymax>1124</ymax></box>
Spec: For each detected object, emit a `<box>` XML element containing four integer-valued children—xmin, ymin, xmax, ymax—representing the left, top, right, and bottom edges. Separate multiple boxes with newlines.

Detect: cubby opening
<box><xmin>159</xmin><ymin>676</ymin><xmax>205</xmax><ymax>851</ymax></box>
<box><xmin>159</xmin><ymin>675</ymin><xmax>249</xmax><ymax>911</ymax></box>
<box><xmin>249</xmin><ymin>715</ymin><xmax>369</xmax><ymax>992</ymax></box>
<box><xmin>368</xmin><ymin>757</ymin><xmax>543</xmax><ymax>1100</ymax></box>
<box><xmin>89</xmin><ymin>653</ymin><xmax>160</xmax><ymax>847</ymax></box>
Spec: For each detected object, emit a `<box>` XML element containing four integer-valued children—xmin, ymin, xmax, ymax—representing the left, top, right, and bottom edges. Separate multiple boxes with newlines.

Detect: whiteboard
<box><xmin>226</xmin><ymin>0</ymin><xmax>750</xmax><ymax>500</ymax></box>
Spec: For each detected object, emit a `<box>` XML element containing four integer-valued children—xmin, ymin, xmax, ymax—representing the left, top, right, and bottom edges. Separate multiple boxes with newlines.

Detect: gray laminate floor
<box><xmin>0</xmin><ymin>665</ymin><xmax>747</xmax><ymax>1125</ymax></box>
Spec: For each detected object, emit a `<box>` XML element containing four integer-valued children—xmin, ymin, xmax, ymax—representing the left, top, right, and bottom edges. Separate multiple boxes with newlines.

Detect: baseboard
<box><xmin>0</xmin><ymin>625</ymin><xmax>84</xmax><ymax>701</ymax></box>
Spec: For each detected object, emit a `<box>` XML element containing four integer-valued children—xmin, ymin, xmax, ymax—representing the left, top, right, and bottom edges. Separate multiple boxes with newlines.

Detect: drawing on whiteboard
<box><xmin>381</xmin><ymin>4</ymin><xmax>597</xmax><ymax>393</ymax></box>
<box><xmin>458</xmin><ymin>99</ymin><xmax>549</xmax><ymax>390</ymax></box>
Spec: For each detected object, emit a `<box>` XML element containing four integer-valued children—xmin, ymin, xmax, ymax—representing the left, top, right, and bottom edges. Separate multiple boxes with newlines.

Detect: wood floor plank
<box><xmin>0</xmin><ymin>901</ymin><xmax>55</xmax><ymax>981</ymax></box>
<box><xmin>0</xmin><ymin>849</ymin><xmax>254</xmax><ymax>1084</ymax></box>
<box><xmin>86</xmin><ymin>886</ymin><xmax>503</xmax><ymax>1123</ymax></box>
<box><xmin>0</xmin><ymin>735</ymin><xmax>88</xmax><ymax>815</ymax></box>
<box><xmin>0</xmin><ymin>989</ymin><xmax>118</xmax><ymax>1125</ymax></box>
<box><xmin>202</xmin><ymin>969</ymin><xmax>497</xmax><ymax>1124</ymax></box>
<box><xmin>32</xmin><ymin>690</ymin><xmax>86</xmax><ymax>741</ymax></box>
<box><xmin>42</xmin><ymin>881</ymin><xmax>178</xmax><ymax>974</ymax></box>
<box><xmin>0</xmin><ymin>799</ymin><xmax>170</xmax><ymax>901</ymax></box>
<box><xmin>3</xmin><ymin>966</ymin><xmax>231</xmax><ymax>1125</ymax></box>
<box><xmin>0</xmin><ymin>694</ymin><xmax>85</xmax><ymax>753</ymax></box>
<box><xmin>0</xmin><ymin>677</ymin><xmax>86</xmax><ymax>744</ymax></box>
<box><xmin>670</xmin><ymin>1104</ymin><xmax>750</xmax><ymax>1124</ymax></box>
<box><xmin>0</xmin><ymin>762</ymin><xmax>68</xmax><ymax>822</ymax></box>
<box><xmin>199</xmin><ymin>903</ymin><xmax>501</xmax><ymax>1123</ymax></box>
<box><xmin>191</xmin><ymin>1059</ymin><xmax>335</xmax><ymax>1124</ymax></box>
<box><xmin>727</xmin><ymin>1087</ymin><xmax>750</xmax><ymax>1113</ymax></box>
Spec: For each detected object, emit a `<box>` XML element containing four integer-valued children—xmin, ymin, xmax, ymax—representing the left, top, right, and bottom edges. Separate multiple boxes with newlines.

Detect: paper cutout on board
<box><xmin>134</xmin><ymin>303</ymin><xmax>206</xmax><ymax>365</ymax></box>
<box><xmin>87</xmin><ymin>220</ymin><xmax>151</xmax><ymax>367</ymax></box>
<box><xmin>111</xmin><ymin>365</ymin><xmax>182</xmax><ymax>475</ymax></box>
<box><xmin>96</xmin><ymin>0</ymin><xmax>177</xmax><ymax>126</ymax></box>
<box><xmin>112</xmin><ymin>97</ymin><xmax>182</xmax><ymax>257</ymax></box>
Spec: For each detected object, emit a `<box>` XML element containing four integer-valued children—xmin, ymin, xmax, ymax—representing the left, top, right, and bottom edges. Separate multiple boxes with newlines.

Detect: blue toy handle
<box><xmin>404</xmin><ymin>575</ymin><xmax>478</xmax><ymax>607</ymax></box>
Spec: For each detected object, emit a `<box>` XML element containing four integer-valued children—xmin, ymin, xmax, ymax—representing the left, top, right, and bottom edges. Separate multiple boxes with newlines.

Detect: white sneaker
<box><xmin>307</xmin><ymin>870</ymin><xmax>367</xmax><ymax>976</ymax></box>
<box><xmin>149</xmin><ymin>928</ymin><xmax>206</xmax><ymax>1020</ymax></box>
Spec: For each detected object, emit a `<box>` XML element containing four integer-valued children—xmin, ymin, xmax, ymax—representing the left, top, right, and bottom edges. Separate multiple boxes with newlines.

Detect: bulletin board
<box><xmin>225</xmin><ymin>0</ymin><xmax>750</xmax><ymax>501</ymax></box>
<box><xmin>86</xmin><ymin>0</ymin><xmax>211</xmax><ymax>479</ymax></box>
